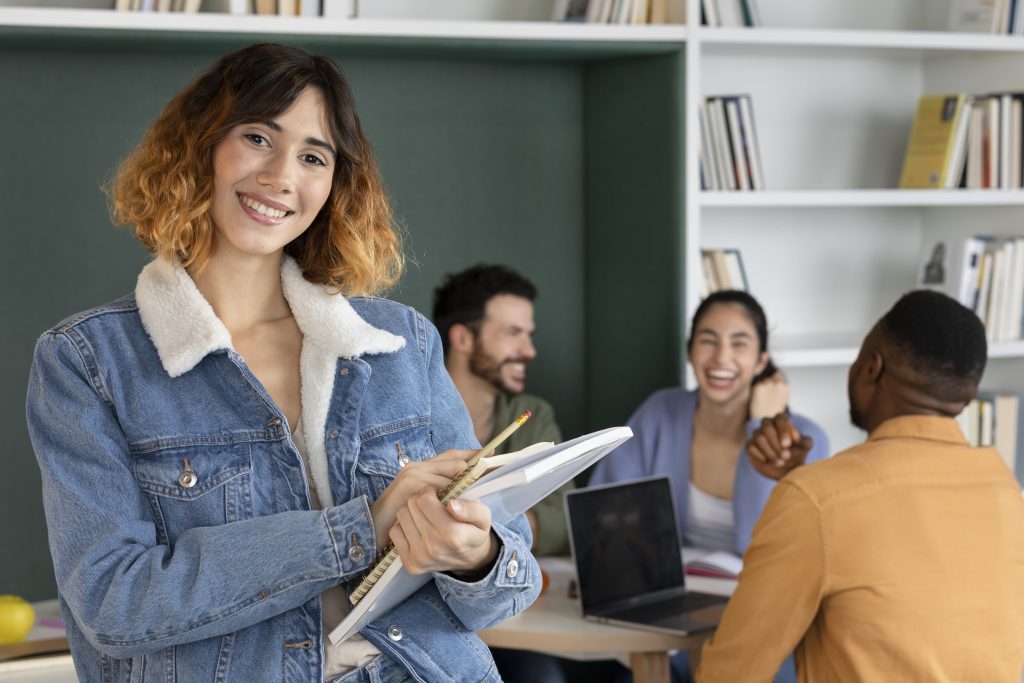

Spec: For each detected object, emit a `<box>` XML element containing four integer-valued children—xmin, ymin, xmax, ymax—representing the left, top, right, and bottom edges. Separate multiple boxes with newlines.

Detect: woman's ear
<box><xmin>754</xmin><ymin>351</ymin><xmax>770</xmax><ymax>377</ymax></box>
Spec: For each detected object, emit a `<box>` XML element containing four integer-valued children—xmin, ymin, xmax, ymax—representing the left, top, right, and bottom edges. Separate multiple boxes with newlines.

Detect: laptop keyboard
<box><xmin>610</xmin><ymin>591</ymin><xmax>726</xmax><ymax>624</ymax></box>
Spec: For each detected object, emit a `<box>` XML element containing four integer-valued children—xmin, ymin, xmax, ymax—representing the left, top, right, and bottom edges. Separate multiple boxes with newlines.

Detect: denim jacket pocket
<box><xmin>354</xmin><ymin>419</ymin><xmax>434</xmax><ymax>501</ymax></box>
<box><xmin>131</xmin><ymin>442</ymin><xmax>253</xmax><ymax>546</ymax></box>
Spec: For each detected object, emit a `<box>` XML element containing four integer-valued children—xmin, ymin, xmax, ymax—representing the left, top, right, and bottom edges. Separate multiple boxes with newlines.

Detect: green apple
<box><xmin>0</xmin><ymin>595</ymin><xmax>35</xmax><ymax>644</ymax></box>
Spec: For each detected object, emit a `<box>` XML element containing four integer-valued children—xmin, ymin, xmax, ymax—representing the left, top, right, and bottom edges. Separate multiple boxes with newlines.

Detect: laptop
<box><xmin>564</xmin><ymin>475</ymin><xmax>729</xmax><ymax>635</ymax></box>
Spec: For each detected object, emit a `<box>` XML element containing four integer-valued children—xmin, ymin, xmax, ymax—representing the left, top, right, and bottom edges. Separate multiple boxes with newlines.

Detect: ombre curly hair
<box><xmin>108</xmin><ymin>43</ymin><xmax>402</xmax><ymax>296</ymax></box>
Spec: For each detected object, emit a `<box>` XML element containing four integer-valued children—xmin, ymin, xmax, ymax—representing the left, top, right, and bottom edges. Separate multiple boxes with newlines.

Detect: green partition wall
<box><xmin>0</xmin><ymin>34</ymin><xmax>684</xmax><ymax>600</ymax></box>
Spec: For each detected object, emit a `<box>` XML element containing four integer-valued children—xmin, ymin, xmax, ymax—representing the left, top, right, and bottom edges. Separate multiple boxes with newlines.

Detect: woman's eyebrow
<box><xmin>261</xmin><ymin>119</ymin><xmax>337</xmax><ymax>159</ymax></box>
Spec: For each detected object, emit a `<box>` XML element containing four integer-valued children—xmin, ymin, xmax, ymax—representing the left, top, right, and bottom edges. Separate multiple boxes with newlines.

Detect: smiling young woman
<box><xmin>27</xmin><ymin>43</ymin><xmax>539</xmax><ymax>683</ymax></box>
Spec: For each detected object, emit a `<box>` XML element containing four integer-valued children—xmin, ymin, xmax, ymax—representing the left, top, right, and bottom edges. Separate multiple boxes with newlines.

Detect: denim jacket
<box><xmin>26</xmin><ymin>256</ymin><xmax>541</xmax><ymax>683</ymax></box>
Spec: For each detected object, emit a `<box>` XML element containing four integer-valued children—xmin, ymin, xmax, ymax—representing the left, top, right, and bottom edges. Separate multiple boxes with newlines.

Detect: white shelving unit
<box><xmin>685</xmin><ymin>0</ymin><xmax>1024</xmax><ymax>451</ymax></box>
<box><xmin>1</xmin><ymin>0</ymin><xmax>1019</xmax><ymax>454</ymax></box>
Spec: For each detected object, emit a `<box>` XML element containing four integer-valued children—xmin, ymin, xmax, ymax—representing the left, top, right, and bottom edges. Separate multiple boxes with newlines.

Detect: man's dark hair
<box><xmin>879</xmin><ymin>290</ymin><xmax>987</xmax><ymax>400</ymax></box>
<box><xmin>433</xmin><ymin>264</ymin><xmax>537</xmax><ymax>355</ymax></box>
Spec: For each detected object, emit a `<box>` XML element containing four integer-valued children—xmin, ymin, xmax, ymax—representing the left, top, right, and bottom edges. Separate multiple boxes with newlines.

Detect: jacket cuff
<box><xmin>432</xmin><ymin>520</ymin><xmax>535</xmax><ymax>598</ymax></box>
<box><xmin>324</xmin><ymin>495</ymin><xmax>377</xmax><ymax>580</ymax></box>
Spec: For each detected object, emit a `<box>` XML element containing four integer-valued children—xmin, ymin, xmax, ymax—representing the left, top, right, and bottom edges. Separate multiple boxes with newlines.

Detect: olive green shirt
<box><xmin>492</xmin><ymin>392</ymin><xmax>573</xmax><ymax>556</ymax></box>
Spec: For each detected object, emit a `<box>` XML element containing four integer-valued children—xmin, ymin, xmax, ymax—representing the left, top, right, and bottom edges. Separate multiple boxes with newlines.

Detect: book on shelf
<box><xmin>725</xmin><ymin>98</ymin><xmax>751</xmax><ymax>190</ymax></box>
<box><xmin>916</xmin><ymin>236</ymin><xmax>986</xmax><ymax>308</ymax></box>
<box><xmin>701</xmin><ymin>248</ymin><xmax>748</xmax><ymax>296</ymax></box>
<box><xmin>899</xmin><ymin>94</ymin><xmax>970</xmax><ymax>189</ymax></box>
<box><xmin>684</xmin><ymin>549</ymin><xmax>742</xmax><ymax>579</ymax></box>
<box><xmin>903</xmin><ymin>91</ymin><xmax>1024</xmax><ymax>190</ymax></box>
<box><xmin>559</xmin><ymin>0</ymin><xmax>682</xmax><ymax>23</ymax></box>
<box><xmin>958</xmin><ymin>392</ymin><xmax>1023</xmax><ymax>486</ymax></box>
<box><xmin>700</xmin><ymin>95</ymin><xmax>764</xmax><ymax>192</ymax></box>
<box><xmin>700</xmin><ymin>0</ymin><xmax>758</xmax><ymax>26</ymax></box>
<box><xmin>948</xmin><ymin>0</ymin><xmax>1005</xmax><ymax>31</ymax></box>
<box><xmin>919</xmin><ymin>235</ymin><xmax>1024</xmax><ymax>341</ymax></box>
<box><xmin>551</xmin><ymin>0</ymin><xmax>589</xmax><ymax>21</ymax></box>
<box><xmin>972</xmin><ymin>237</ymin><xmax>1024</xmax><ymax>341</ymax></box>
<box><xmin>327</xmin><ymin>426</ymin><xmax>633</xmax><ymax>645</ymax></box>
<box><xmin>946</xmin><ymin>0</ymin><xmax>1024</xmax><ymax>33</ymax></box>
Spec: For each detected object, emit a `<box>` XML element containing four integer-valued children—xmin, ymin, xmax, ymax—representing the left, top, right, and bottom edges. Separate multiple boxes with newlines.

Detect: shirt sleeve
<box><xmin>696</xmin><ymin>480</ymin><xmax>826</xmax><ymax>683</ymax></box>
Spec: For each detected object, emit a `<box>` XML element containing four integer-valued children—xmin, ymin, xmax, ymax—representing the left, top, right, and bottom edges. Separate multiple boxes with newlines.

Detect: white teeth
<box><xmin>241</xmin><ymin>195</ymin><xmax>288</xmax><ymax>219</ymax></box>
<box><xmin>709</xmin><ymin>370</ymin><xmax>735</xmax><ymax>379</ymax></box>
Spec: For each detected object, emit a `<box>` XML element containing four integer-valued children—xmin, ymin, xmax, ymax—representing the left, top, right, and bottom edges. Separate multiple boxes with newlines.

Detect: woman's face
<box><xmin>688</xmin><ymin>302</ymin><xmax>769</xmax><ymax>407</ymax></box>
<box><xmin>209</xmin><ymin>86</ymin><xmax>336</xmax><ymax>263</ymax></box>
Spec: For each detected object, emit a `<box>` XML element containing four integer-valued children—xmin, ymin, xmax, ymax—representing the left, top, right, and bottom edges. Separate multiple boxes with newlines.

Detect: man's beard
<box><xmin>469</xmin><ymin>345</ymin><xmax>529</xmax><ymax>395</ymax></box>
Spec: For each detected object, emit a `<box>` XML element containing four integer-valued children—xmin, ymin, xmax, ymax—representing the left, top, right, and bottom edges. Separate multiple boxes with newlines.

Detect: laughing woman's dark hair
<box><xmin>109</xmin><ymin>43</ymin><xmax>402</xmax><ymax>295</ymax></box>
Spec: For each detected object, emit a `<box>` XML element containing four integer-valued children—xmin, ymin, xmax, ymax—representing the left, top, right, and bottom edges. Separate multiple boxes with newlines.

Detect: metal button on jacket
<box><xmin>506</xmin><ymin>551</ymin><xmax>519</xmax><ymax>578</ymax></box>
<box><xmin>396</xmin><ymin>443</ymin><xmax>410</xmax><ymax>468</ymax></box>
<box><xmin>387</xmin><ymin>625</ymin><xmax>403</xmax><ymax>641</ymax></box>
<box><xmin>178</xmin><ymin>458</ymin><xmax>197</xmax><ymax>489</ymax></box>
<box><xmin>339</xmin><ymin>367</ymin><xmax>349</xmax><ymax>376</ymax></box>
<box><xmin>348</xmin><ymin>533</ymin><xmax>366</xmax><ymax>562</ymax></box>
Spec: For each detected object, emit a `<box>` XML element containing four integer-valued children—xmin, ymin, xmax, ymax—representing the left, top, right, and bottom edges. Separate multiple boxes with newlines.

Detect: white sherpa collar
<box><xmin>135</xmin><ymin>255</ymin><xmax>405</xmax><ymax>378</ymax></box>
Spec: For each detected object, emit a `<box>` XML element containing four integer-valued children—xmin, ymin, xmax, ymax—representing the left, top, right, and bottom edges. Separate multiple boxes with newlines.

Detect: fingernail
<box><xmin>449</xmin><ymin>499</ymin><xmax>462</xmax><ymax>513</ymax></box>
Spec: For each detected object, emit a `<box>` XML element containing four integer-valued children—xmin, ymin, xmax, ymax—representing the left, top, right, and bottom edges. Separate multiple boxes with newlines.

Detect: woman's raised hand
<box><xmin>749</xmin><ymin>370</ymin><xmax>790</xmax><ymax>420</ymax></box>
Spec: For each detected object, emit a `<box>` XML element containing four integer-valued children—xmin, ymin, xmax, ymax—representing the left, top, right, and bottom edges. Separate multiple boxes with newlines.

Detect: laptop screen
<box><xmin>566</xmin><ymin>476</ymin><xmax>685</xmax><ymax>612</ymax></box>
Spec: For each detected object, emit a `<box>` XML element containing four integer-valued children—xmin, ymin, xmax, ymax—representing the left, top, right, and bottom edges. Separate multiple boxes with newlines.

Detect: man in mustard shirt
<box><xmin>697</xmin><ymin>290</ymin><xmax>1024</xmax><ymax>682</ymax></box>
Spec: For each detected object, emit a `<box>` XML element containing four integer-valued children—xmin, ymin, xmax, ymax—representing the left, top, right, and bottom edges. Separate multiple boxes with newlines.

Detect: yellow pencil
<box><xmin>468</xmin><ymin>409</ymin><xmax>532</xmax><ymax>467</ymax></box>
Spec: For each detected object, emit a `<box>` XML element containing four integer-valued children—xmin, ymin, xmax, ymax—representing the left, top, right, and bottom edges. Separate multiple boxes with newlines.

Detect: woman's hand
<box><xmin>391</xmin><ymin>491</ymin><xmax>499</xmax><ymax>577</ymax></box>
<box><xmin>747</xmin><ymin>413</ymin><xmax>814</xmax><ymax>480</ymax></box>
<box><xmin>369</xmin><ymin>450</ymin><xmax>473</xmax><ymax>549</ymax></box>
<box><xmin>749</xmin><ymin>370</ymin><xmax>790</xmax><ymax>420</ymax></box>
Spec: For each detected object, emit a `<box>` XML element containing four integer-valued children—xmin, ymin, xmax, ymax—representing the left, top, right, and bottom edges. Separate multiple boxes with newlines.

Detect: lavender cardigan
<box><xmin>587</xmin><ymin>388</ymin><xmax>829</xmax><ymax>555</ymax></box>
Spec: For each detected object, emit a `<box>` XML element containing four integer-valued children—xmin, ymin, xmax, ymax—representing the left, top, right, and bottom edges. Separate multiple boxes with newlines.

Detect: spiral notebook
<box><xmin>327</xmin><ymin>426</ymin><xmax>633</xmax><ymax>645</ymax></box>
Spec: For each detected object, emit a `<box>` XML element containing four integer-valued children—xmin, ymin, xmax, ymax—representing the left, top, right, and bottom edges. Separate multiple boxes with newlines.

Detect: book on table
<box><xmin>327</xmin><ymin>426</ymin><xmax>633</xmax><ymax>645</ymax></box>
<box><xmin>684</xmin><ymin>549</ymin><xmax>743</xmax><ymax>579</ymax></box>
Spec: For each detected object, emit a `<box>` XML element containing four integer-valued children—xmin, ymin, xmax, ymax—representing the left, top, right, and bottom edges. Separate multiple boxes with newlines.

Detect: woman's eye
<box><xmin>245</xmin><ymin>133</ymin><xmax>268</xmax><ymax>146</ymax></box>
<box><xmin>302</xmin><ymin>153</ymin><xmax>327</xmax><ymax>167</ymax></box>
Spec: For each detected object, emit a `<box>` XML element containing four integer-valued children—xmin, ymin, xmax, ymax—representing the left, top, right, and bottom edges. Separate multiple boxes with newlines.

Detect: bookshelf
<box><xmin>687</xmin><ymin>0</ymin><xmax>1024</xmax><ymax>452</ymax></box>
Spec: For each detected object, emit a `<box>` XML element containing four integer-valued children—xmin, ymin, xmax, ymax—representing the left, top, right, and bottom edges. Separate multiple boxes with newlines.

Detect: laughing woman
<box><xmin>587</xmin><ymin>290</ymin><xmax>829</xmax><ymax>682</ymax></box>
<box><xmin>26</xmin><ymin>43</ymin><xmax>539</xmax><ymax>683</ymax></box>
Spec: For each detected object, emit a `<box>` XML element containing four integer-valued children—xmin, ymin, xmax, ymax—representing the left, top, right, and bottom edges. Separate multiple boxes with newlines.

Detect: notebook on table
<box><xmin>565</xmin><ymin>475</ymin><xmax>729</xmax><ymax>636</ymax></box>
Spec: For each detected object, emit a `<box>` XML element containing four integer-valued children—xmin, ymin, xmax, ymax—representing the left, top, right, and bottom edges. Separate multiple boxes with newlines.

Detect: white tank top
<box><xmin>683</xmin><ymin>481</ymin><xmax>735</xmax><ymax>553</ymax></box>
